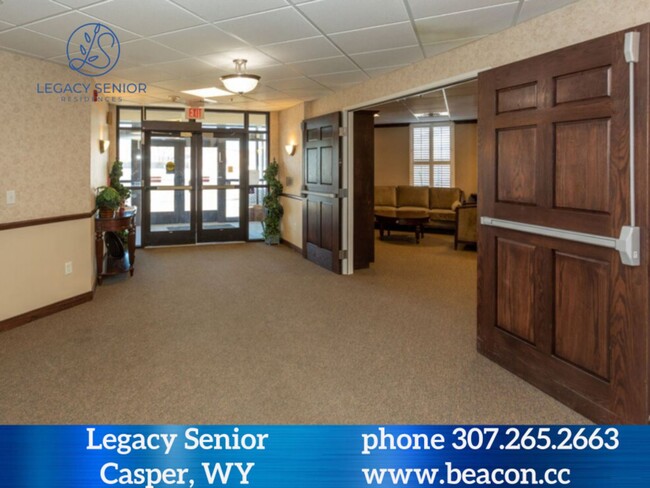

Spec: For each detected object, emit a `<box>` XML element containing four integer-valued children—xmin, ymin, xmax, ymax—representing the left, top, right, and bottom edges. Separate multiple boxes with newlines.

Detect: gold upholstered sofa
<box><xmin>374</xmin><ymin>185</ymin><xmax>464</xmax><ymax>228</ymax></box>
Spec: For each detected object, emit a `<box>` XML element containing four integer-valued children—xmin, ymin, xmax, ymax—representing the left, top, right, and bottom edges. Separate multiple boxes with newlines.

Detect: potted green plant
<box><xmin>109</xmin><ymin>160</ymin><xmax>131</xmax><ymax>205</ymax></box>
<box><xmin>95</xmin><ymin>186</ymin><xmax>122</xmax><ymax>218</ymax></box>
<box><xmin>262</xmin><ymin>159</ymin><xmax>284</xmax><ymax>245</ymax></box>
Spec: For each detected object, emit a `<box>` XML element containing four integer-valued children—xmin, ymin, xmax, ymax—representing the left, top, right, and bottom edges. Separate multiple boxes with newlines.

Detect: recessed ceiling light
<box><xmin>182</xmin><ymin>87</ymin><xmax>232</xmax><ymax>98</ymax></box>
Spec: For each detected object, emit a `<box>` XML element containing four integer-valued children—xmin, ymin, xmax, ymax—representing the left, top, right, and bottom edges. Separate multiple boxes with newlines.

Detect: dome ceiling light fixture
<box><xmin>220</xmin><ymin>59</ymin><xmax>261</xmax><ymax>94</ymax></box>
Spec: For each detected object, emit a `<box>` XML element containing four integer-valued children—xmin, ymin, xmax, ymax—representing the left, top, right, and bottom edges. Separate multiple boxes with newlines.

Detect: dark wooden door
<box><xmin>353</xmin><ymin>111</ymin><xmax>375</xmax><ymax>269</ymax></box>
<box><xmin>302</xmin><ymin>112</ymin><xmax>342</xmax><ymax>273</ymax></box>
<box><xmin>478</xmin><ymin>25</ymin><xmax>649</xmax><ymax>423</ymax></box>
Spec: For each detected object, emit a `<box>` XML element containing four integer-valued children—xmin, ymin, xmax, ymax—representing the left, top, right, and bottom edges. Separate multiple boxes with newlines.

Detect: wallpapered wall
<box><xmin>0</xmin><ymin>51</ymin><xmax>108</xmax><ymax>321</ymax></box>
<box><xmin>0</xmin><ymin>50</ymin><xmax>93</xmax><ymax>223</ymax></box>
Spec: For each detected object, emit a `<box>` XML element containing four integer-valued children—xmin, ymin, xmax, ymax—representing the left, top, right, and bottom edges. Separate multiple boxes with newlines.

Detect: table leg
<box><xmin>415</xmin><ymin>226</ymin><xmax>420</xmax><ymax>244</ymax></box>
<box><xmin>128</xmin><ymin>218</ymin><xmax>136</xmax><ymax>276</ymax></box>
<box><xmin>379</xmin><ymin>222</ymin><xmax>385</xmax><ymax>240</ymax></box>
<box><xmin>95</xmin><ymin>231</ymin><xmax>104</xmax><ymax>285</ymax></box>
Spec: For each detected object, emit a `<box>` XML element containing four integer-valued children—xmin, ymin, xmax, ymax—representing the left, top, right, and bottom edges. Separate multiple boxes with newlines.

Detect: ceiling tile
<box><xmin>266</xmin><ymin>76</ymin><xmax>324</xmax><ymax>91</ymax></box>
<box><xmin>258</xmin><ymin>36</ymin><xmax>340</xmax><ymax>63</ymax></box>
<box><xmin>407</xmin><ymin>0</ymin><xmax>515</xmax><ymax>19</ymax></box>
<box><xmin>170</xmin><ymin>0</ymin><xmax>288</xmax><ymax>22</ymax></box>
<box><xmin>149</xmin><ymin>78</ymin><xmax>221</xmax><ymax>91</ymax></box>
<box><xmin>0</xmin><ymin>28</ymin><xmax>67</xmax><ymax>58</ymax></box>
<box><xmin>415</xmin><ymin>3</ymin><xmax>518</xmax><ymax>44</ymax></box>
<box><xmin>422</xmin><ymin>36</ymin><xmax>483</xmax><ymax>57</ymax></box>
<box><xmin>251</xmin><ymin>64</ymin><xmax>303</xmax><ymax>81</ymax></box>
<box><xmin>146</xmin><ymin>58</ymin><xmax>216</xmax><ymax>78</ymax></box>
<box><xmin>151</xmin><ymin>25</ymin><xmax>246</xmax><ymax>56</ymax></box>
<box><xmin>200</xmin><ymin>48</ymin><xmax>278</xmax><ymax>70</ymax></box>
<box><xmin>352</xmin><ymin>46</ymin><xmax>423</xmax><ymax>70</ymax></box>
<box><xmin>517</xmin><ymin>0</ymin><xmax>579</xmax><ymax>24</ymax></box>
<box><xmin>82</xmin><ymin>0</ymin><xmax>203</xmax><ymax>36</ymax></box>
<box><xmin>25</xmin><ymin>11</ymin><xmax>139</xmax><ymax>42</ymax></box>
<box><xmin>297</xmin><ymin>0</ymin><xmax>409</xmax><ymax>34</ymax></box>
<box><xmin>330</xmin><ymin>22</ymin><xmax>418</xmax><ymax>55</ymax></box>
<box><xmin>109</xmin><ymin>65</ymin><xmax>177</xmax><ymax>83</ymax></box>
<box><xmin>0</xmin><ymin>0</ymin><xmax>70</xmax><ymax>25</ymax></box>
<box><xmin>311</xmin><ymin>70</ymin><xmax>370</xmax><ymax>89</ymax></box>
<box><xmin>288</xmin><ymin>56</ymin><xmax>357</xmax><ymax>76</ymax></box>
<box><xmin>118</xmin><ymin>39</ymin><xmax>186</xmax><ymax>65</ymax></box>
<box><xmin>244</xmin><ymin>87</ymin><xmax>290</xmax><ymax>101</ymax></box>
<box><xmin>0</xmin><ymin>21</ymin><xmax>15</xmax><ymax>32</ymax></box>
<box><xmin>54</xmin><ymin>0</ymin><xmax>108</xmax><ymax>7</ymax></box>
<box><xmin>215</xmin><ymin>7</ymin><xmax>319</xmax><ymax>45</ymax></box>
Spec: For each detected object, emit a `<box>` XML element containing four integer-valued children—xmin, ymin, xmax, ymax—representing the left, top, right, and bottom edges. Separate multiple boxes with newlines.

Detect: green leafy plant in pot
<box><xmin>95</xmin><ymin>186</ymin><xmax>122</xmax><ymax>218</ymax></box>
<box><xmin>262</xmin><ymin>159</ymin><xmax>284</xmax><ymax>245</ymax></box>
<box><xmin>109</xmin><ymin>160</ymin><xmax>131</xmax><ymax>205</ymax></box>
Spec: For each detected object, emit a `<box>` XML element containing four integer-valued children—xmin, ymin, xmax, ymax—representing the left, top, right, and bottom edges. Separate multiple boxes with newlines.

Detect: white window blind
<box><xmin>410</xmin><ymin>123</ymin><xmax>454</xmax><ymax>187</ymax></box>
<box><xmin>413</xmin><ymin>127</ymin><xmax>430</xmax><ymax>161</ymax></box>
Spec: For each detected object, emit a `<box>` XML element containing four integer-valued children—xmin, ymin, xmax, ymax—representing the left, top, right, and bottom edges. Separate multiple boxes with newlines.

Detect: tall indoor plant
<box><xmin>262</xmin><ymin>158</ymin><xmax>284</xmax><ymax>245</ymax></box>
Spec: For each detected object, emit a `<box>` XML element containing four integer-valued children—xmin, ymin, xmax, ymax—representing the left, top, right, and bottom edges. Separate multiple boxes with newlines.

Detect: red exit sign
<box><xmin>185</xmin><ymin>107</ymin><xmax>204</xmax><ymax>120</ymax></box>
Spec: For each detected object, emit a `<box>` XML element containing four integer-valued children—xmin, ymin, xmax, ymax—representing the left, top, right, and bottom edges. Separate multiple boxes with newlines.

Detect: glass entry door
<box><xmin>198</xmin><ymin>133</ymin><xmax>246</xmax><ymax>242</ymax></box>
<box><xmin>142</xmin><ymin>128</ymin><xmax>246</xmax><ymax>246</ymax></box>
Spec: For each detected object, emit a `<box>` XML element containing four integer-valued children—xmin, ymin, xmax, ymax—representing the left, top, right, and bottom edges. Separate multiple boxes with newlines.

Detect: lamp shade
<box><xmin>220</xmin><ymin>74</ymin><xmax>260</xmax><ymax>94</ymax></box>
<box><xmin>220</xmin><ymin>59</ymin><xmax>261</xmax><ymax>94</ymax></box>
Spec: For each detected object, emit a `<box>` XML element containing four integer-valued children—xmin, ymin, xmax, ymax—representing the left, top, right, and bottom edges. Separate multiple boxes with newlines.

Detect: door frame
<box><xmin>342</xmin><ymin>69</ymin><xmax>487</xmax><ymax>274</ymax></box>
<box><xmin>141</xmin><ymin>121</ymin><xmax>249</xmax><ymax>246</ymax></box>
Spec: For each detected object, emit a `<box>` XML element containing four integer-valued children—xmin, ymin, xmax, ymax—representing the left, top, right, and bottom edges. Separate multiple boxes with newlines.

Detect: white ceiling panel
<box><xmin>215</xmin><ymin>7</ymin><xmax>319</xmax><ymax>45</ymax></box>
<box><xmin>330</xmin><ymin>21</ymin><xmax>418</xmax><ymax>55</ymax></box>
<box><xmin>82</xmin><ymin>0</ymin><xmax>203</xmax><ymax>37</ymax></box>
<box><xmin>289</xmin><ymin>56</ymin><xmax>357</xmax><ymax>76</ymax></box>
<box><xmin>200</xmin><ymin>48</ymin><xmax>278</xmax><ymax>70</ymax></box>
<box><xmin>297</xmin><ymin>0</ymin><xmax>409</xmax><ymax>34</ymax></box>
<box><xmin>415</xmin><ymin>2</ymin><xmax>519</xmax><ymax>44</ymax></box>
<box><xmin>351</xmin><ymin>46</ymin><xmax>423</xmax><ymax>70</ymax></box>
<box><xmin>170</xmin><ymin>0</ymin><xmax>288</xmax><ymax>22</ymax></box>
<box><xmin>118</xmin><ymin>39</ymin><xmax>186</xmax><ymax>65</ymax></box>
<box><xmin>0</xmin><ymin>0</ymin><xmax>69</xmax><ymax>25</ymax></box>
<box><xmin>0</xmin><ymin>21</ymin><xmax>15</xmax><ymax>32</ymax></box>
<box><xmin>258</xmin><ymin>36</ymin><xmax>340</xmax><ymax>63</ymax></box>
<box><xmin>251</xmin><ymin>64</ymin><xmax>303</xmax><ymax>81</ymax></box>
<box><xmin>25</xmin><ymin>11</ymin><xmax>140</xmax><ymax>42</ymax></box>
<box><xmin>406</xmin><ymin>0</ymin><xmax>516</xmax><ymax>19</ymax></box>
<box><xmin>146</xmin><ymin>58</ymin><xmax>215</xmax><ymax>78</ymax></box>
<box><xmin>266</xmin><ymin>76</ymin><xmax>325</xmax><ymax>91</ymax></box>
<box><xmin>151</xmin><ymin>25</ymin><xmax>246</xmax><ymax>56</ymax></box>
<box><xmin>0</xmin><ymin>28</ymin><xmax>67</xmax><ymax>58</ymax></box>
<box><xmin>109</xmin><ymin>65</ymin><xmax>177</xmax><ymax>83</ymax></box>
<box><xmin>422</xmin><ymin>36</ymin><xmax>483</xmax><ymax>57</ymax></box>
<box><xmin>244</xmin><ymin>87</ymin><xmax>291</xmax><ymax>101</ymax></box>
<box><xmin>54</xmin><ymin>0</ymin><xmax>108</xmax><ymax>8</ymax></box>
<box><xmin>517</xmin><ymin>0</ymin><xmax>579</xmax><ymax>24</ymax></box>
<box><xmin>312</xmin><ymin>70</ymin><xmax>370</xmax><ymax>89</ymax></box>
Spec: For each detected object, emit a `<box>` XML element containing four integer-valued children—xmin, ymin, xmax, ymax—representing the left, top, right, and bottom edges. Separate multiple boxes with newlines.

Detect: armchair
<box><xmin>454</xmin><ymin>203</ymin><xmax>477</xmax><ymax>250</ymax></box>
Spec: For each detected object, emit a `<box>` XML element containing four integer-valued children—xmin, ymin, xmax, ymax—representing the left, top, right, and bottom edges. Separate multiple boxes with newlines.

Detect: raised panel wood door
<box><xmin>302</xmin><ymin>112</ymin><xmax>342</xmax><ymax>273</ymax></box>
<box><xmin>478</xmin><ymin>25</ymin><xmax>650</xmax><ymax>423</ymax></box>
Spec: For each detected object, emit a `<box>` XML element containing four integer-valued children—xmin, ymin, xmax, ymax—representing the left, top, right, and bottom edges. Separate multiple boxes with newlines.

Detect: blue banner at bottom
<box><xmin>0</xmin><ymin>426</ymin><xmax>648</xmax><ymax>487</ymax></box>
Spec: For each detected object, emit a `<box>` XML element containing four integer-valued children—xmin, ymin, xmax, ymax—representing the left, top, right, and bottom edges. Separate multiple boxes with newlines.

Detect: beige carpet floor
<box><xmin>0</xmin><ymin>231</ymin><xmax>588</xmax><ymax>424</ymax></box>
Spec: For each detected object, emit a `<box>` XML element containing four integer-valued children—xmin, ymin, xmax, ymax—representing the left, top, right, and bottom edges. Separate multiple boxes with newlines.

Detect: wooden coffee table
<box><xmin>375</xmin><ymin>209</ymin><xmax>430</xmax><ymax>243</ymax></box>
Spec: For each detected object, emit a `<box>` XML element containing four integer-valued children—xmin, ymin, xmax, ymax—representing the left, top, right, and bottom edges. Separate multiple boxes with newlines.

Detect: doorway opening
<box><xmin>346</xmin><ymin>77</ymin><xmax>479</xmax><ymax>270</ymax></box>
<box><xmin>116</xmin><ymin>107</ymin><xmax>269</xmax><ymax>247</ymax></box>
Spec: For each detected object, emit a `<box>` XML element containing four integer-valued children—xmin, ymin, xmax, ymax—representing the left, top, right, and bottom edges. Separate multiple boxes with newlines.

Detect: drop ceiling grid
<box><xmin>0</xmin><ymin>0</ymin><xmax>581</xmax><ymax>108</ymax></box>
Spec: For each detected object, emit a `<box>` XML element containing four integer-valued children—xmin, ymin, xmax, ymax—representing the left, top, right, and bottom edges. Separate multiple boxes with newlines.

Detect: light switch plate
<box><xmin>6</xmin><ymin>190</ymin><xmax>15</xmax><ymax>205</ymax></box>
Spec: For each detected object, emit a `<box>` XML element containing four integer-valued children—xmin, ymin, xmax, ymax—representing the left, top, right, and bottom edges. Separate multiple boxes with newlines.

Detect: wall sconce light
<box><xmin>99</xmin><ymin>140</ymin><xmax>110</xmax><ymax>154</ymax></box>
<box><xmin>285</xmin><ymin>144</ymin><xmax>296</xmax><ymax>156</ymax></box>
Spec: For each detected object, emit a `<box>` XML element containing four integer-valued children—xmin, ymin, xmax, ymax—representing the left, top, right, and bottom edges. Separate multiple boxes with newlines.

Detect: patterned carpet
<box><xmin>0</xmin><ymin>232</ymin><xmax>588</xmax><ymax>424</ymax></box>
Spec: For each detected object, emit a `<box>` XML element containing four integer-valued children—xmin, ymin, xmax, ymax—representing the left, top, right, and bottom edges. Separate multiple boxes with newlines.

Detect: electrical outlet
<box><xmin>65</xmin><ymin>262</ymin><xmax>73</xmax><ymax>275</ymax></box>
<box><xmin>6</xmin><ymin>190</ymin><xmax>16</xmax><ymax>205</ymax></box>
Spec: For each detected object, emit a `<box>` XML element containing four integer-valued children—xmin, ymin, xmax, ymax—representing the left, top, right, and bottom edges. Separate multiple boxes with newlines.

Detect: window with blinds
<box><xmin>410</xmin><ymin>123</ymin><xmax>453</xmax><ymax>187</ymax></box>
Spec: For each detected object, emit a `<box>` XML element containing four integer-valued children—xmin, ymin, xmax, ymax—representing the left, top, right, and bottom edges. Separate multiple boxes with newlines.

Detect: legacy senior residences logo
<box><xmin>67</xmin><ymin>22</ymin><xmax>120</xmax><ymax>77</ymax></box>
<box><xmin>36</xmin><ymin>22</ymin><xmax>147</xmax><ymax>102</ymax></box>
